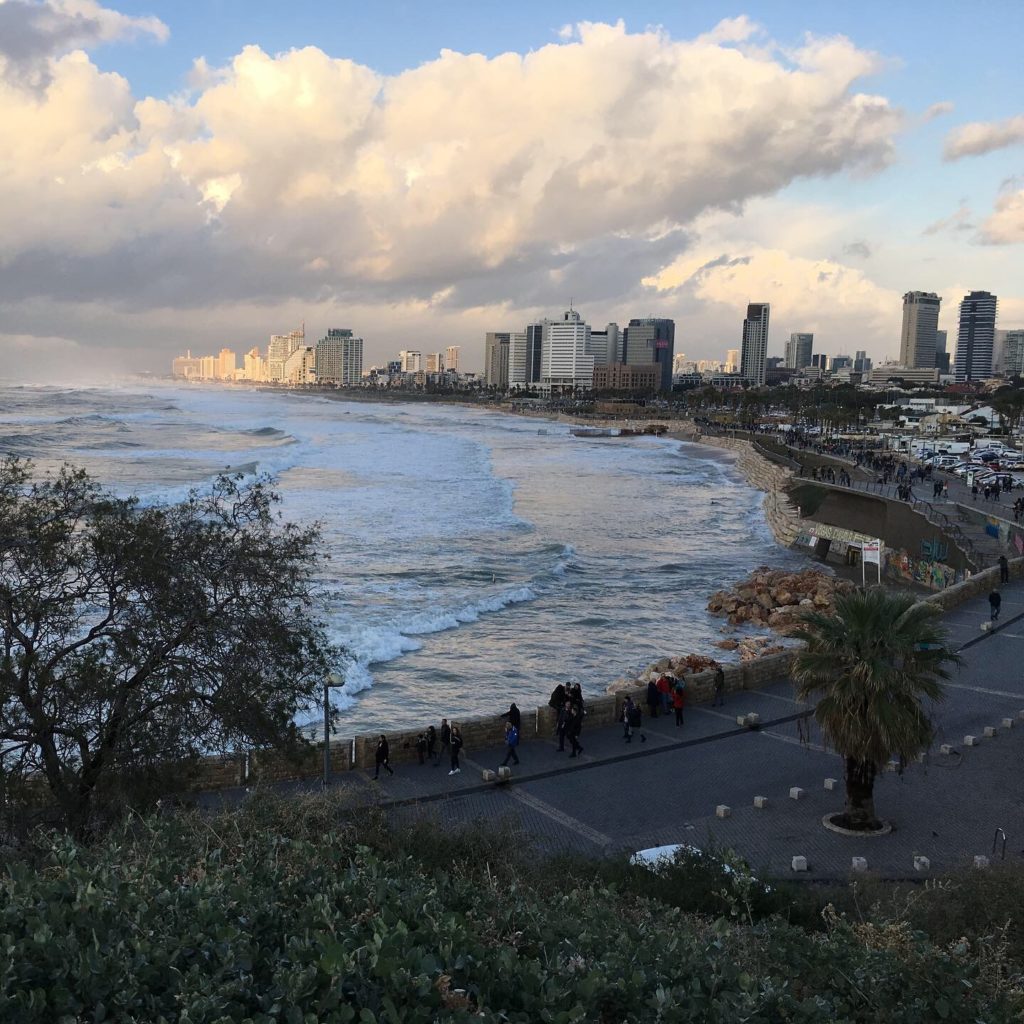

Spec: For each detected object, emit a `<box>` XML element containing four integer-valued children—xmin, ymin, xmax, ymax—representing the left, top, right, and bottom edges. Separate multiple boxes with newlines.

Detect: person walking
<box><xmin>567</xmin><ymin>705</ymin><xmax>584</xmax><ymax>758</ymax></box>
<box><xmin>500</xmin><ymin>720</ymin><xmax>520</xmax><ymax>767</ymax></box>
<box><xmin>426</xmin><ymin>725</ymin><xmax>438</xmax><ymax>765</ymax></box>
<box><xmin>448</xmin><ymin>724</ymin><xmax>463</xmax><ymax>775</ymax></box>
<box><xmin>626</xmin><ymin>697</ymin><xmax>645</xmax><ymax>743</ymax></box>
<box><xmin>1000</xmin><ymin>554</ymin><xmax>1010</xmax><ymax>585</ymax></box>
<box><xmin>621</xmin><ymin>696</ymin><xmax>635</xmax><ymax>741</ymax></box>
<box><xmin>439</xmin><ymin>718</ymin><xmax>451</xmax><ymax>767</ymax></box>
<box><xmin>415</xmin><ymin>733</ymin><xmax>427</xmax><ymax>765</ymax></box>
<box><xmin>656</xmin><ymin>673</ymin><xmax>672</xmax><ymax>717</ymax></box>
<box><xmin>712</xmin><ymin>664</ymin><xmax>726</xmax><ymax>707</ymax></box>
<box><xmin>646</xmin><ymin>678</ymin><xmax>660</xmax><ymax>719</ymax></box>
<box><xmin>556</xmin><ymin>700</ymin><xmax>571</xmax><ymax>752</ymax></box>
<box><xmin>548</xmin><ymin>683</ymin><xmax>567</xmax><ymax>711</ymax></box>
<box><xmin>972</xmin><ymin>483</ymin><xmax>979</xmax><ymax>501</ymax></box>
<box><xmin>672</xmin><ymin>679</ymin><xmax>686</xmax><ymax>727</ymax></box>
<box><xmin>373</xmin><ymin>735</ymin><xmax>394</xmax><ymax>779</ymax></box>
<box><xmin>990</xmin><ymin>589</ymin><xmax>1002</xmax><ymax>622</ymax></box>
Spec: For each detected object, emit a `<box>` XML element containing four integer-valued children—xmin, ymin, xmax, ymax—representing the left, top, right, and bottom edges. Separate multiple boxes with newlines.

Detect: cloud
<box><xmin>642</xmin><ymin>247</ymin><xmax>899</xmax><ymax>357</ymax></box>
<box><xmin>0</xmin><ymin>20</ymin><xmax>903</xmax><ymax>367</ymax></box>
<box><xmin>943</xmin><ymin>113</ymin><xmax>1024</xmax><ymax>160</ymax></box>
<box><xmin>922</xmin><ymin>100</ymin><xmax>953</xmax><ymax>122</ymax></box>
<box><xmin>842</xmin><ymin>240</ymin><xmax>872</xmax><ymax>259</ymax></box>
<box><xmin>978</xmin><ymin>179</ymin><xmax>1024</xmax><ymax>245</ymax></box>
<box><xmin>0</xmin><ymin>0</ymin><xmax>167</xmax><ymax>87</ymax></box>
<box><xmin>922</xmin><ymin>202</ymin><xmax>974</xmax><ymax>236</ymax></box>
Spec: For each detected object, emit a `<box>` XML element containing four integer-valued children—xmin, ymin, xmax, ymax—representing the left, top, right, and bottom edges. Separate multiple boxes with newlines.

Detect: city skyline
<box><xmin>2</xmin><ymin>1</ymin><xmax>1023</xmax><ymax>380</ymax></box>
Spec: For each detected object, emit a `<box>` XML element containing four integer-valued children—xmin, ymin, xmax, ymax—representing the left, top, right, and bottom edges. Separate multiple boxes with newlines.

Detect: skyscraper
<box><xmin>623</xmin><ymin>318</ymin><xmax>675</xmax><ymax>391</ymax></box>
<box><xmin>784</xmin><ymin>333</ymin><xmax>813</xmax><ymax>369</ymax></box>
<box><xmin>425</xmin><ymin>352</ymin><xmax>443</xmax><ymax>373</ymax></box>
<box><xmin>508</xmin><ymin>331</ymin><xmax>528</xmax><ymax>386</ymax></box>
<box><xmin>539</xmin><ymin>308</ymin><xmax>593</xmax><ymax>393</ymax></box>
<box><xmin>399</xmin><ymin>350</ymin><xmax>422</xmax><ymax>372</ymax></box>
<box><xmin>934</xmin><ymin>330</ymin><xmax>950</xmax><ymax>374</ymax></box>
<box><xmin>899</xmin><ymin>291</ymin><xmax>941</xmax><ymax>369</ymax></box>
<box><xmin>724</xmin><ymin>349</ymin><xmax>739</xmax><ymax>373</ymax></box>
<box><xmin>484</xmin><ymin>332</ymin><xmax>510</xmax><ymax>389</ymax></box>
<box><xmin>589</xmin><ymin>323</ymin><xmax>620</xmax><ymax>365</ymax></box>
<box><xmin>953</xmin><ymin>291</ymin><xmax>998</xmax><ymax>382</ymax></box>
<box><xmin>1003</xmin><ymin>330</ymin><xmax>1024</xmax><ymax>377</ymax></box>
<box><xmin>316</xmin><ymin>328</ymin><xmax>363</xmax><ymax>385</ymax></box>
<box><xmin>445</xmin><ymin>346</ymin><xmax>461</xmax><ymax>372</ymax></box>
<box><xmin>740</xmin><ymin>303</ymin><xmax>770</xmax><ymax>385</ymax></box>
<box><xmin>267</xmin><ymin>325</ymin><xmax>304</xmax><ymax>382</ymax></box>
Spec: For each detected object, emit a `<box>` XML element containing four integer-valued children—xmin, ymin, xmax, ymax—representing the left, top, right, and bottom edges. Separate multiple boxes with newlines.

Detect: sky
<box><xmin>1</xmin><ymin>0</ymin><xmax>1023</xmax><ymax>379</ymax></box>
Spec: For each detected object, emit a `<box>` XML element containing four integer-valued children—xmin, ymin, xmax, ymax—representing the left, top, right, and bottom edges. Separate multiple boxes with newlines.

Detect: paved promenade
<box><xmin>218</xmin><ymin>579</ymin><xmax>1024</xmax><ymax>880</ymax></box>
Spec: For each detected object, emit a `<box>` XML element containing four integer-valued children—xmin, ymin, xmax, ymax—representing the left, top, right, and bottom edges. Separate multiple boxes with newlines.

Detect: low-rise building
<box><xmin>592</xmin><ymin>363</ymin><xmax>660</xmax><ymax>392</ymax></box>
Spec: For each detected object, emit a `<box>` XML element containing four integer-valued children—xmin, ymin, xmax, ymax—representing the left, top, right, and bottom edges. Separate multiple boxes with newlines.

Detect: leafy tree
<box><xmin>792</xmin><ymin>588</ymin><xmax>959</xmax><ymax>831</ymax></box>
<box><xmin>0</xmin><ymin>459</ymin><xmax>336</xmax><ymax>833</ymax></box>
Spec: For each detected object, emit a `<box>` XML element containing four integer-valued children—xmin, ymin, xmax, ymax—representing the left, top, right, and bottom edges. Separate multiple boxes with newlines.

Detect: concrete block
<box><xmin>1018</xmin><ymin>709</ymin><xmax>1024</xmax><ymax>721</ymax></box>
<box><xmin>481</xmin><ymin>769</ymin><xmax>496</xmax><ymax>782</ymax></box>
<box><xmin>745</xmin><ymin>712</ymin><xmax>760</xmax><ymax>726</ymax></box>
<box><xmin>1003</xmin><ymin>718</ymin><xmax>1014</xmax><ymax>729</ymax></box>
<box><xmin>736</xmin><ymin>715</ymin><xmax>749</xmax><ymax>727</ymax></box>
<box><xmin>973</xmin><ymin>855</ymin><xmax>990</xmax><ymax>869</ymax></box>
<box><xmin>496</xmin><ymin>766</ymin><xmax>512</xmax><ymax>781</ymax></box>
<box><xmin>824</xmin><ymin>778</ymin><xmax>837</xmax><ymax>791</ymax></box>
<box><xmin>791</xmin><ymin>855</ymin><xmax>808</xmax><ymax>872</ymax></box>
<box><xmin>964</xmin><ymin>735</ymin><xmax>979</xmax><ymax>746</ymax></box>
<box><xmin>914</xmin><ymin>855</ymin><xmax>930</xmax><ymax>872</ymax></box>
<box><xmin>984</xmin><ymin>726</ymin><xmax>997</xmax><ymax>738</ymax></box>
<box><xmin>851</xmin><ymin>857</ymin><xmax>868</xmax><ymax>873</ymax></box>
<box><xmin>716</xmin><ymin>804</ymin><xmax>732</xmax><ymax>818</ymax></box>
<box><xmin>789</xmin><ymin>786</ymin><xmax>805</xmax><ymax>800</ymax></box>
<box><xmin>981</xmin><ymin>620</ymin><xmax>992</xmax><ymax>632</ymax></box>
<box><xmin>940</xmin><ymin>744</ymin><xmax>954</xmax><ymax>755</ymax></box>
<box><xmin>753</xmin><ymin>795</ymin><xmax>768</xmax><ymax>809</ymax></box>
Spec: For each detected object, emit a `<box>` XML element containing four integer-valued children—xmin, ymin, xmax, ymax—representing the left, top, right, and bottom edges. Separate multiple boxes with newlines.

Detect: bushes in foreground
<box><xmin>0</xmin><ymin>795</ymin><xmax>1020</xmax><ymax>1022</ymax></box>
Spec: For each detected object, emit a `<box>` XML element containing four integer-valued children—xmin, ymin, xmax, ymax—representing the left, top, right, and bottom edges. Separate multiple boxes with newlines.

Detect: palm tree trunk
<box><xmin>842</xmin><ymin>756</ymin><xmax>880</xmax><ymax>830</ymax></box>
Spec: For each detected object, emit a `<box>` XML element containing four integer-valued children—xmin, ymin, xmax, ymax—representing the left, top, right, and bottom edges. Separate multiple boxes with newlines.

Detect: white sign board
<box><xmin>862</xmin><ymin>540</ymin><xmax>882</xmax><ymax>565</ymax></box>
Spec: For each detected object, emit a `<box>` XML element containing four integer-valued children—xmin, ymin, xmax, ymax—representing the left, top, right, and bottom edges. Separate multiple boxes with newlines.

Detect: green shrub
<box><xmin>0</xmin><ymin>795</ymin><xmax>1019</xmax><ymax>1022</ymax></box>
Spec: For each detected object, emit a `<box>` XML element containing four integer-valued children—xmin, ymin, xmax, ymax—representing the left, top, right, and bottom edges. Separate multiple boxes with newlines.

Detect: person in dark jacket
<box><xmin>999</xmin><ymin>554</ymin><xmax>1010</xmax><ymax>585</ymax></box>
<box><xmin>556</xmin><ymin>700</ymin><xmax>571</xmax><ymax>751</ymax></box>
<box><xmin>548</xmin><ymin>683</ymin><xmax>567</xmax><ymax>710</ymax></box>
<box><xmin>567</xmin><ymin>705</ymin><xmax>584</xmax><ymax>758</ymax></box>
<box><xmin>373</xmin><ymin>735</ymin><xmax>394</xmax><ymax>779</ymax></box>
<box><xmin>426</xmin><ymin>725</ymin><xmax>438</xmax><ymax>765</ymax></box>
<box><xmin>569</xmin><ymin>683</ymin><xmax>585</xmax><ymax>714</ymax></box>
<box><xmin>713</xmin><ymin>665</ymin><xmax>726</xmax><ymax>707</ymax></box>
<box><xmin>500</xmin><ymin>720</ymin><xmax>520</xmax><ymax>767</ymax></box>
<box><xmin>990</xmin><ymin>589</ymin><xmax>1002</xmax><ymax>622</ymax></box>
<box><xmin>438</xmin><ymin>718</ymin><xmax>451</xmax><ymax>766</ymax></box>
<box><xmin>501</xmin><ymin>702</ymin><xmax>521</xmax><ymax>731</ymax></box>
<box><xmin>646</xmin><ymin>679</ymin><xmax>660</xmax><ymax>718</ymax></box>
<box><xmin>671</xmin><ymin>680</ymin><xmax>686</xmax><ymax>727</ymax></box>
<box><xmin>448</xmin><ymin>724</ymin><xmax>463</xmax><ymax>775</ymax></box>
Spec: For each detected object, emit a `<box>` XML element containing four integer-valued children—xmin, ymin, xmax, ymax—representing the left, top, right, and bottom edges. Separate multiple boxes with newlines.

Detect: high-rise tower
<box><xmin>899</xmin><ymin>292</ymin><xmax>941</xmax><ymax>369</ymax></box>
<box><xmin>740</xmin><ymin>303</ymin><xmax>770</xmax><ymax>385</ymax></box>
<box><xmin>953</xmin><ymin>291</ymin><xmax>998</xmax><ymax>382</ymax></box>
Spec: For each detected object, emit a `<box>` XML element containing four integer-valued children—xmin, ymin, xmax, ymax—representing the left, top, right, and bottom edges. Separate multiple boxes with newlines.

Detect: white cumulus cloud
<box><xmin>943</xmin><ymin>113</ymin><xmax>1024</xmax><ymax>160</ymax></box>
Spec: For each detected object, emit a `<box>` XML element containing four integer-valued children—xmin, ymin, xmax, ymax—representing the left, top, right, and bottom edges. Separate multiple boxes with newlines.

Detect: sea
<box><xmin>0</xmin><ymin>382</ymin><xmax>806</xmax><ymax>733</ymax></box>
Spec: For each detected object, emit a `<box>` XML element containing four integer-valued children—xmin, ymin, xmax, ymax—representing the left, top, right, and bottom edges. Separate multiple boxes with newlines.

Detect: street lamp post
<box><xmin>323</xmin><ymin>671</ymin><xmax>346</xmax><ymax>788</ymax></box>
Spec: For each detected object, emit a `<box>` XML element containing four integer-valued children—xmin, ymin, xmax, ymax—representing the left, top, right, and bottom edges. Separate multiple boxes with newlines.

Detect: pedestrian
<box><xmin>1000</xmin><ymin>554</ymin><xmax>1010</xmax><ymax>585</ymax></box>
<box><xmin>439</xmin><ymin>717</ymin><xmax>451</xmax><ymax>766</ymax></box>
<box><xmin>501</xmin><ymin>702</ymin><xmax>521</xmax><ymax>731</ymax></box>
<box><xmin>426</xmin><ymin>725</ymin><xmax>438</xmax><ymax>765</ymax></box>
<box><xmin>626</xmin><ymin>696</ymin><xmax>643</xmax><ymax>745</ymax></box>
<box><xmin>448</xmin><ymin>724</ymin><xmax>463</xmax><ymax>775</ymax></box>
<box><xmin>567</xmin><ymin>704</ymin><xmax>584</xmax><ymax>758</ymax></box>
<box><xmin>556</xmin><ymin>700</ymin><xmax>571</xmax><ymax>751</ymax></box>
<box><xmin>373</xmin><ymin>734</ymin><xmax>394</xmax><ymax>779</ymax></box>
<box><xmin>990</xmin><ymin>589</ymin><xmax>1002</xmax><ymax>623</ymax></box>
<box><xmin>656</xmin><ymin>673</ymin><xmax>672</xmax><ymax>716</ymax></box>
<box><xmin>713</xmin><ymin>664</ymin><xmax>726</xmax><ymax>707</ymax></box>
<box><xmin>569</xmin><ymin>683</ymin><xmax>585</xmax><ymax>714</ymax></box>
<box><xmin>646</xmin><ymin>678</ymin><xmax>660</xmax><ymax>719</ymax></box>
<box><xmin>621</xmin><ymin>696</ymin><xmax>635</xmax><ymax>741</ymax></box>
<box><xmin>415</xmin><ymin>732</ymin><xmax>427</xmax><ymax>765</ymax></box>
<box><xmin>548</xmin><ymin>683</ymin><xmax>567</xmax><ymax>710</ymax></box>
<box><xmin>942</xmin><ymin>483</ymin><xmax>949</xmax><ymax>500</ymax></box>
<box><xmin>500</xmin><ymin>720</ymin><xmax>520</xmax><ymax>767</ymax></box>
<box><xmin>672</xmin><ymin>679</ymin><xmax>686</xmax><ymax>726</ymax></box>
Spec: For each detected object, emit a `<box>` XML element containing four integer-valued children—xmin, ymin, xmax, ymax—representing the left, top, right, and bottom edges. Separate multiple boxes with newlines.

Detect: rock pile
<box><xmin>713</xmin><ymin>635</ymin><xmax>788</xmax><ymax>661</ymax></box>
<box><xmin>605</xmin><ymin>653</ymin><xmax>719</xmax><ymax>695</ymax></box>
<box><xmin>708</xmin><ymin>566</ymin><xmax>854</xmax><ymax>634</ymax></box>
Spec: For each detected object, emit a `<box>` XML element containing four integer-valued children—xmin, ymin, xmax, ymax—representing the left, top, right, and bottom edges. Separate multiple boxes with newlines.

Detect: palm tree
<box><xmin>791</xmin><ymin>589</ymin><xmax>959</xmax><ymax>831</ymax></box>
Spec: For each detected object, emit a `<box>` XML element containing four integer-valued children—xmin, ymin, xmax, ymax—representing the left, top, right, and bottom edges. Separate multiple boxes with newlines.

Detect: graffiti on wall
<box><xmin>886</xmin><ymin>549</ymin><xmax>964</xmax><ymax>590</ymax></box>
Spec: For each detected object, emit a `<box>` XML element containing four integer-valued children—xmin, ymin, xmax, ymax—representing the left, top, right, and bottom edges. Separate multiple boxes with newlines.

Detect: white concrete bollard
<box><xmin>481</xmin><ymin>769</ymin><xmax>496</xmax><ymax>782</ymax></box>
<box><xmin>789</xmin><ymin>787</ymin><xmax>805</xmax><ymax>800</ymax></box>
<box><xmin>791</xmin><ymin>855</ymin><xmax>808</xmax><ymax>872</ymax></box>
<box><xmin>716</xmin><ymin>804</ymin><xmax>732</xmax><ymax>819</ymax></box>
<box><xmin>736</xmin><ymin>715</ymin><xmax>749</xmax><ymax>727</ymax></box>
<box><xmin>981</xmin><ymin>621</ymin><xmax>992</xmax><ymax>632</ymax></box>
<box><xmin>824</xmin><ymin>778</ymin><xmax>837</xmax><ymax>791</ymax></box>
<box><xmin>851</xmin><ymin>857</ymin><xmax>868</xmax><ymax>873</ymax></box>
<box><xmin>964</xmin><ymin>735</ymin><xmax>979</xmax><ymax>746</ymax></box>
<box><xmin>1003</xmin><ymin>718</ymin><xmax>1015</xmax><ymax>729</ymax></box>
<box><xmin>753</xmin><ymin>796</ymin><xmax>768</xmax><ymax>809</ymax></box>
<box><xmin>940</xmin><ymin>744</ymin><xmax>954</xmax><ymax>755</ymax></box>
<box><xmin>984</xmin><ymin>726</ymin><xmax>997</xmax><ymax>738</ymax></box>
<box><xmin>745</xmin><ymin>712</ymin><xmax>760</xmax><ymax>726</ymax></box>
<box><xmin>914</xmin><ymin>855</ymin><xmax>930</xmax><ymax>872</ymax></box>
<box><xmin>973</xmin><ymin>855</ymin><xmax>990</xmax><ymax>869</ymax></box>
<box><xmin>497</xmin><ymin>766</ymin><xmax>512</xmax><ymax>781</ymax></box>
